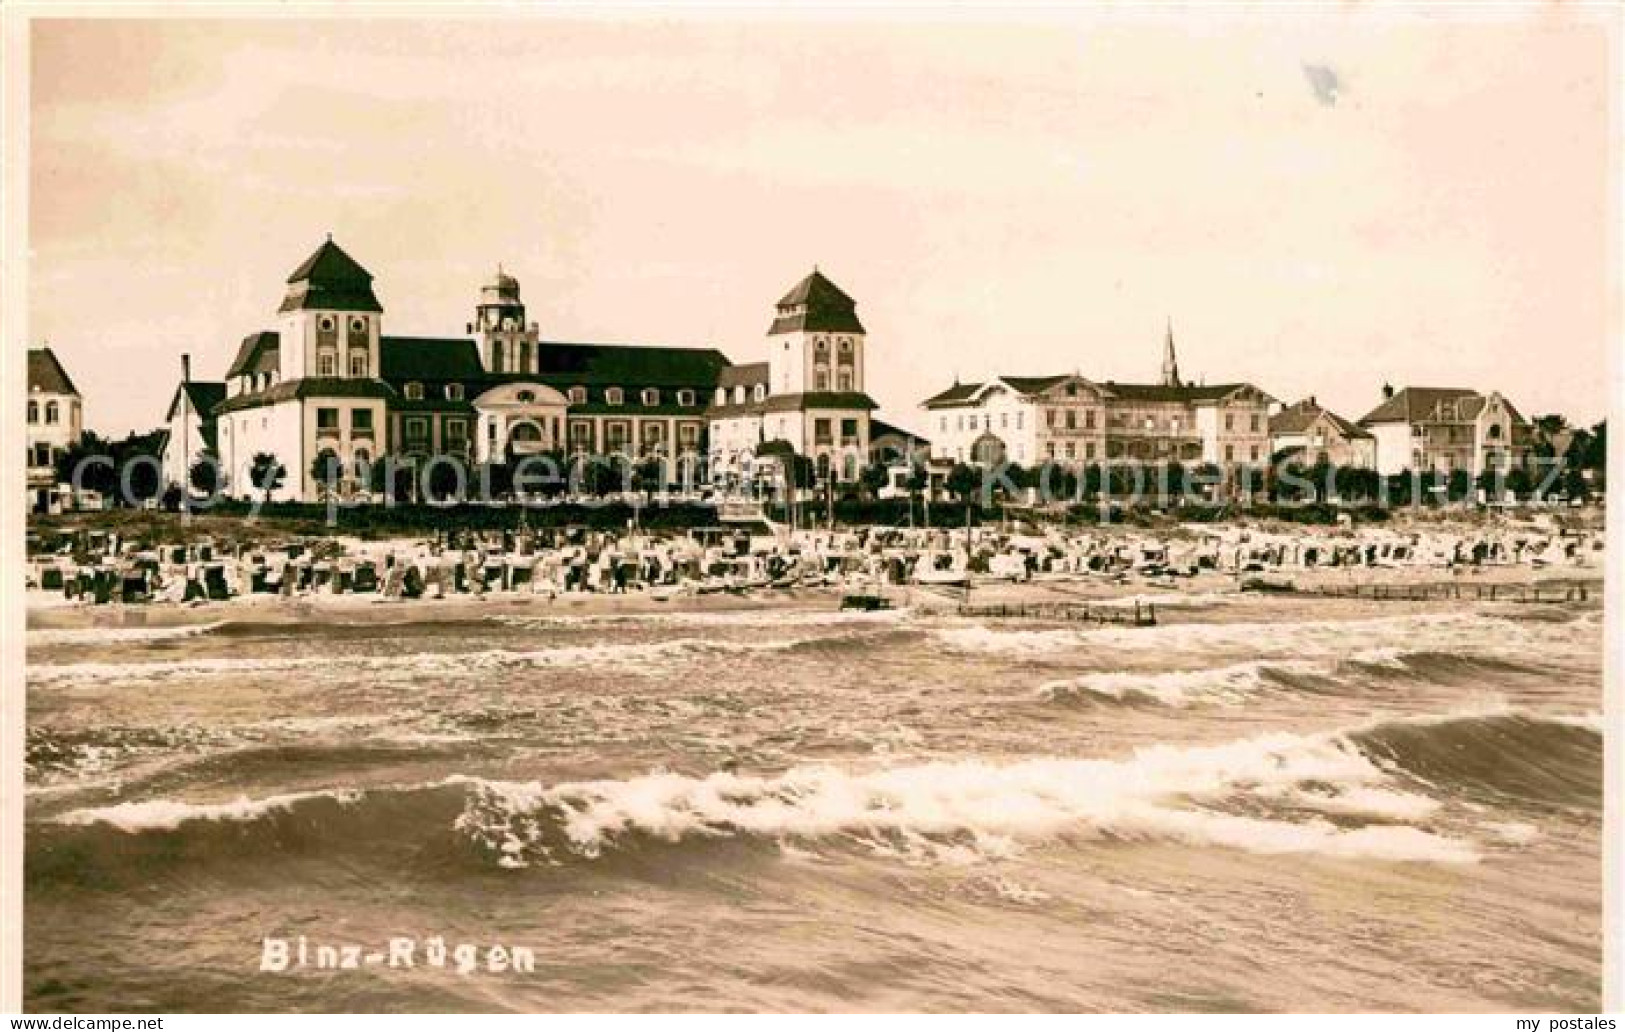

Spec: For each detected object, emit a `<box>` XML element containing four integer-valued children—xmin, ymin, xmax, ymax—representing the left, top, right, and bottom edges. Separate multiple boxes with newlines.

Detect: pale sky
<box><xmin>26</xmin><ymin>10</ymin><xmax>1616</xmax><ymax>438</ymax></box>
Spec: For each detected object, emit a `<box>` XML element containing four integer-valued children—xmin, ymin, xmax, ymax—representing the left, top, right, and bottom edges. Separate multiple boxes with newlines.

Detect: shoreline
<box><xmin>25</xmin><ymin>563</ymin><xmax>1602</xmax><ymax>631</ymax></box>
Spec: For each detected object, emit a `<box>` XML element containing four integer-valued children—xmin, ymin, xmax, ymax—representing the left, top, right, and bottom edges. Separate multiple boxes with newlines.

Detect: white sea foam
<box><xmin>491</xmin><ymin>608</ymin><xmax>911</xmax><ymax>630</ymax></box>
<box><xmin>57</xmin><ymin>787</ymin><xmax>363</xmax><ymax>833</ymax></box>
<box><xmin>935</xmin><ymin>611</ymin><xmax>1541</xmax><ymax>663</ymax></box>
<box><xmin>450</xmin><ymin>727</ymin><xmax>1476</xmax><ymax>868</ymax></box>
<box><xmin>28</xmin><ymin>621</ymin><xmax>227</xmax><ymax>646</ymax></box>
<box><xmin>1482</xmin><ymin>821</ymin><xmax>1541</xmax><ymax>845</ymax></box>
<box><xmin>26</xmin><ymin>635</ymin><xmax>820</xmax><ymax>689</ymax></box>
<box><xmin>1036</xmin><ymin>659</ymin><xmax>1327</xmax><ymax>708</ymax></box>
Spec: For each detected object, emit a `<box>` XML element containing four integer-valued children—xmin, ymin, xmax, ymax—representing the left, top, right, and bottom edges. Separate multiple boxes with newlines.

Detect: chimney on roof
<box><xmin>1382</xmin><ymin>383</ymin><xmax>1395</xmax><ymax>399</ymax></box>
<box><xmin>182</xmin><ymin>353</ymin><xmax>191</xmax><ymax>384</ymax></box>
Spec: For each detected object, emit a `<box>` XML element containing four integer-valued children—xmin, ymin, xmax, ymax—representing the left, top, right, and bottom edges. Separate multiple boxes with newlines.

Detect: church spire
<box><xmin>1161</xmin><ymin>317</ymin><xmax>1181</xmax><ymax>388</ymax></box>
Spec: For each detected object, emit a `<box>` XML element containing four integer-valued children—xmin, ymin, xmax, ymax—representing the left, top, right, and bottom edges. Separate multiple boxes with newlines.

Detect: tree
<box><xmin>479</xmin><ymin>460</ymin><xmax>514</xmax><ymax>500</ymax></box>
<box><xmin>1447</xmin><ymin>468</ymin><xmax>1471</xmax><ymax>504</ymax></box>
<box><xmin>859</xmin><ymin>460</ymin><xmax>891</xmax><ymax>500</ymax></box>
<box><xmin>945</xmin><ymin>462</ymin><xmax>979</xmax><ymax>504</ymax></box>
<box><xmin>424</xmin><ymin>454</ymin><xmax>470</xmax><ymax>503</ymax></box>
<box><xmin>53</xmin><ymin>431</ymin><xmax>118</xmax><ymax>500</ymax></box>
<box><xmin>632</xmin><ymin>455</ymin><xmax>666</xmax><ymax>496</ymax></box>
<box><xmin>1505</xmin><ymin>466</ymin><xmax>1531</xmax><ymax>501</ymax></box>
<box><xmin>189</xmin><ymin>448</ymin><xmax>223</xmax><ymax>499</ymax></box>
<box><xmin>1564</xmin><ymin>464</ymin><xmax>1590</xmax><ymax>502</ymax></box>
<box><xmin>1161</xmin><ymin>461</ymin><xmax>1187</xmax><ymax>506</ymax></box>
<box><xmin>251</xmin><ymin>452</ymin><xmax>287</xmax><ymax>503</ymax></box>
<box><xmin>310</xmin><ymin>449</ymin><xmax>343</xmax><ymax>497</ymax></box>
<box><xmin>1386</xmin><ymin>469</ymin><xmax>1417</xmax><ymax>507</ymax></box>
<box><xmin>1307</xmin><ymin>457</ymin><xmax>1335</xmax><ymax>503</ymax></box>
<box><xmin>1333</xmin><ymin>464</ymin><xmax>1365</xmax><ymax>504</ymax></box>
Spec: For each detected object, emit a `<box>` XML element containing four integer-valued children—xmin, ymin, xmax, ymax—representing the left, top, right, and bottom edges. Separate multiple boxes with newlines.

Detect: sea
<box><xmin>23</xmin><ymin>591</ymin><xmax>1606</xmax><ymax>1012</ymax></box>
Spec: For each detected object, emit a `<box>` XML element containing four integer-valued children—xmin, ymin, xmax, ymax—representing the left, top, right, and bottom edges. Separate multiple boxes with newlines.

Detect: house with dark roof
<box><xmin>165</xmin><ymin>238</ymin><xmax>878</xmax><ymax>500</ymax></box>
<box><xmin>160</xmin><ymin>377</ymin><xmax>227</xmax><ymax>488</ymax></box>
<box><xmin>1356</xmin><ymin>385</ymin><xmax>1530</xmax><ymax>477</ymax></box>
<box><xmin>26</xmin><ymin>347</ymin><xmax>84</xmax><ymax>512</ymax></box>
<box><xmin>1268</xmin><ymin>397</ymin><xmax>1375</xmax><ymax>469</ymax></box>
<box><xmin>705</xmin><ymin>269</ymin><xmax>880</xmax><ymax>489</ymax></box>
<box><xmin>917</xmin><ymin>326</ymin><xmax>1276</xmax><ymax>469</ymax></box>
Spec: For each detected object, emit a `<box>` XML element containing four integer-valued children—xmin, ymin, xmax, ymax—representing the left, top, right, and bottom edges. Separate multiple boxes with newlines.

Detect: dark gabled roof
<box><xmin>379</xmin><ymin>336</ymin><xmax>485</xmax><ymax>382</ymax></box>
<box><xmin>226</xmin><ymin>331</ymin><xmax>281</xmax><ymax>378</ymax></box>
<box><xmin>921</xmin><ymin>381</ymin><xmax>984</xmax><ymax>409</ymax></box>
<box><xmin>870</xmin><ymin>417</ymin><xmax>928</xmax><ymax>444</ymax></box>
<box><xmin>213</xmin><ymin>377</ymin><xmax>394</xmax><ymax>415</ymax></box>
<box><xmin>717</xmin><ymin>362</ymin><xmax>770</xmax><ymax>389</ymax></box>
<box><xmin>1098</xmin><ymin>381</ymin><xmax>1259</xmax><ymax>403</ymax></box>
<box><xmin>1269</xmin><ymin>399</ymin><xmax>1373</xmax><ymax>440</ymax></box>
<box><xmin>1356</xmin><ymin>387</ymin><xmax>1478</xmax><ymax>425</ymax></box>
<box><xmin>769</xmin><ymin>270</ymin><xmax>866</xmax><ymax>335</ymax></box>
<box><xmin>28</xmin><ymin>347</ymin><xmax>80</xmax><ymax>395</ymax></box>
<box><xmin>999</xmin><ymin>374</ymin><xmax>1075</xmax><ymax>396</ymax></box>
<box><xmin>534</xmin><ymin>341</ymin><xmax>731</xmax><ymax>387</ymax></box>
<box><xmin>166</xmin><ymin>381</ymin><xmax>226</xmax><ymax>422</ymax></box>
<box><xmin>278</xmin><ymin>238</ymin><xmax>383</xmax><ymax>314</ymax></box>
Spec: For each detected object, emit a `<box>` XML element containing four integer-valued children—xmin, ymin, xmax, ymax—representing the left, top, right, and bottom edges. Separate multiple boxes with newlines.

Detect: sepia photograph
<box><xmin>2</xmin><ymin>2</ymin><xmax>1619</xmax><ymax>1018</ymax></box>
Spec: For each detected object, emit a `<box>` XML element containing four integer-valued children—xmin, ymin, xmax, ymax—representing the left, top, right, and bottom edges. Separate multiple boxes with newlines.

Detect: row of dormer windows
<box><xmin>393</xmin><ymin>384</ymin><xmax>699</xmax><ymax>407</ymax></box>
<box><xmin>402</xmin><ymin>382</ymin><xmax>466</xmax><ymax>402</ymax></box>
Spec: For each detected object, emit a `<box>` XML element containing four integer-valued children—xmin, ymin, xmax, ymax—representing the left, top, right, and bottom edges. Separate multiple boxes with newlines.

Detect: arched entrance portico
<box><xmin>472</xmin><ymin>383</ymin><xmax>570</xmax><ymax>463</ymax></box>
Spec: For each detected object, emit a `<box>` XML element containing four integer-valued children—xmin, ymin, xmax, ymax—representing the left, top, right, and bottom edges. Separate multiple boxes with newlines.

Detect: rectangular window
<box><xmin>1225</xmin><ymin>444</ymin><xmax>1235</xmax><ymax>462</ymax></box>
<box><xmin>1085</xmin><ymin>410</ymin><xmax>1096</xmax><ymax>429</ymax></box>
<box><xmin>351</xmin><ymin>409</ymin><xmax>373</xmax><ymax>431</ymax></box>
<box><xmin>1064</xmin><ymin>443</ymin><xmax>1076</xmax><ymax>459</ymax></box>
<box><xmin>1065</xmin><ymin>410</ymin><xmax>1076</xmax><ymax>430</ymax></box>
<box><xmin>815</xmin><ymin>371</ymin><xmax>830</xmax><ymax>391</ymax></box>
<box><xmin>1046</xmin><ymin>409</ymin><xmax>1057</xmax><ymax>429</ymax></box>
<box><xmin>678</xmin><ymin>390</ymin><xmax>695</xmax><ymax>407</ymax></box>
<box><xmin>679</xmin><ymin>424</ymin><xmax>699</xmax><ymax>445</ymax></box>
<box><xmin>445</xmin><ymin>418</ymin><xmax>467</xmax><ymax>441</ymax></box>
<box><xmin>837</xmin><ymin>371</ymin><xmax>852</xmax><ymax>392</ymax></box>
<box><xmin>1085</xmin><ymin>442</ymin><xmax>1097</xmax><ymax>460</ymax></box>
<box><xmin>1225</xmin><ymin>413</ymin><xmax>1235</xmax><ymax>431</ymax></box>
<box><xmin>317</xmin><ymin>408</ymin><xmax>339</xmax><ymax>431</ymax></box>
<box><xmin>814</xmin><ymin>419</ymin><xmax>832</xmax><ymax>445</ymax></box>
<box><xmin>317</xmin><ymin>353</ymin><xmax>337</xmax><ymax>377</ymax></box>
<box><xmin>1016</xmin><ymin>412</ymin><xmax>1024</xmax><ymax>430</ymax></box>
<box><xmin>841</xmin><ymin>418</ymin><xmax>859</xmax><ymax>444</ymax></box>
<box><xmin>1250</xmin><ymin>414</ymin><xmax>1261</xmax><ymax>432</ymax></box>
<box><xmin>349</xmin><ymin>353</ymin><xmax>368</xmax><ymax>377</ymax></box>
<box><xmin>405</xmin><ymin>417</ymin><xmax>428</xmax><ymax>440</ymax></box>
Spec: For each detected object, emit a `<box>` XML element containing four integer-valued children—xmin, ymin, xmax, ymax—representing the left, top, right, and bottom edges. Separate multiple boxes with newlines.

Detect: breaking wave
<box><xmin>27</xmin><ymin>621</ymin><xmax>228</xmax><ymax>646</ymax></box>
<box><xmin>933</xmin><ymin>610</ymin><xmax>1593</xmax><ymax>661</ymax></box>
<box><xmin>42</xmin><ymin>709</ymin><xmax>1594</xmax><ymax>882</ymax></box>
<box><xmin>25</xmin><ymin>633</ymin><xmax>856</xmax><ymax>689</ymax></box>
<box><xmin>1036</xmin><ymin>660</ymin><xmax>1333</xmax><ymax>708</ymax></box>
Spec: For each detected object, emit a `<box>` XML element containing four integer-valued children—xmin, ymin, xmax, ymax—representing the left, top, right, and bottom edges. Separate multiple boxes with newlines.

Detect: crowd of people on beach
<box><xmin>23</xmin><ymin>514</ymin><xmax>1604</xmax><ymax>608</ymax></box>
